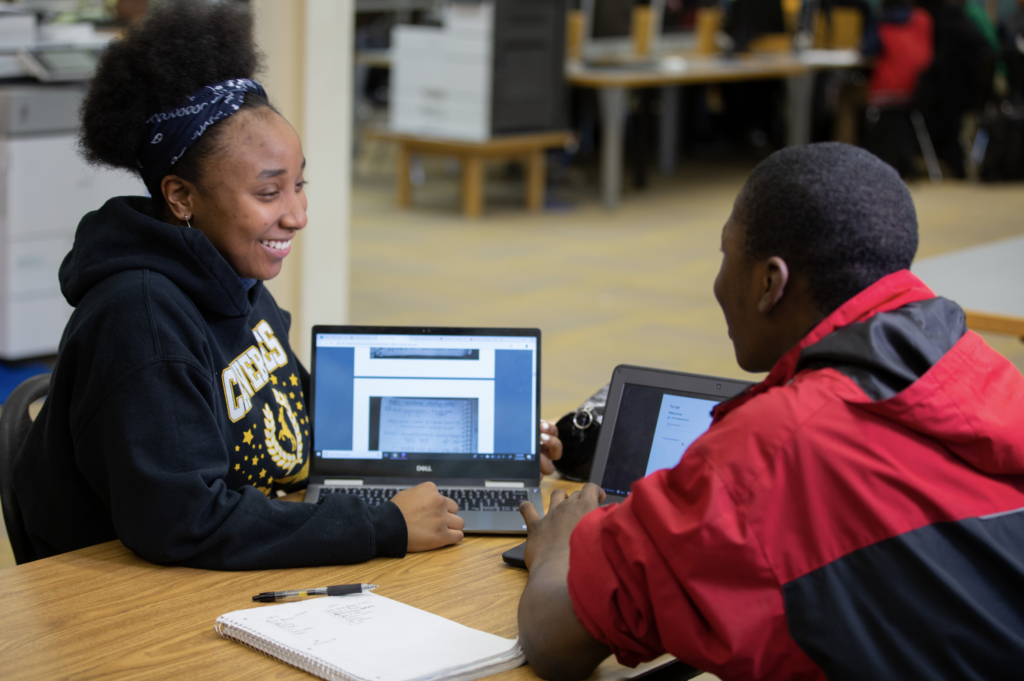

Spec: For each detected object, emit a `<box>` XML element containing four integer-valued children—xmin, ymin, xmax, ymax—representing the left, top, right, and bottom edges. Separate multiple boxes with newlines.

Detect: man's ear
<box><xmin>756</xmin><ymin>256</ymin><xmax>790</xmax><ymax>314</ymax></box>
<box><xmin>161</xmin><ymin>175</ymin><xmax>195</xmax><ymax>224</ymax></box>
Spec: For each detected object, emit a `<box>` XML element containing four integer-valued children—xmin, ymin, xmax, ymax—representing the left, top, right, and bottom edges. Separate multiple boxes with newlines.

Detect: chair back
<box><xmin>0</xmin><ymin>373</ymin><xmax>50</xmax><ymax>564</ymax></box>
<box><xmin>814</xmin><ymin>7</ymin><xmax>863</xmax><ymax>50</ymax></box>
<box><xmin>630</xmin><ymin>4</ymin><xmax>654</xmax><ymax>56</ymax></box>
<box><xmin>566</xmin><ymin>9</ymin><xmax>586</xmax><ymax>60</ymax></box>
<box><xmin>695</xmin><ymin>7</ymin><xmax>722</xmax><ymax>55</ymax></box>
<box><xmin>747</xmin><ymin>33</ymin><xmax>793</xmax><ymax>53</ymax></box>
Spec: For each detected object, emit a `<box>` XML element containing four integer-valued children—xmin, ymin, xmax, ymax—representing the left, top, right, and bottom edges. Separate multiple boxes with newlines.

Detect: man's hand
<box><xmin>390</xmin><ymin>482</ymin><xmax>465</xmax><ymax>552</ymax></box>
<box><xmin>519</xmin><ymin>483</ymin><xmax>606</xmax><ymax>569</ymax></box>
<box><xmin>540</xmin><ymin>419</ymin><xmax>563</xmax><ymax>476</ymax></box>
<box><xmin>517</xmin><ymin>484</ymin><xmax>611</xmax><ymax>680</ymax></box>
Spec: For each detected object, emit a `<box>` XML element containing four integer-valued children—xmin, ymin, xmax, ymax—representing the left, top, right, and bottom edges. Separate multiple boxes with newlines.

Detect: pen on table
<box><xmin>252</xmin><ymin>583</ymin><xmax>379</xmax><ymax>603</ymax></box>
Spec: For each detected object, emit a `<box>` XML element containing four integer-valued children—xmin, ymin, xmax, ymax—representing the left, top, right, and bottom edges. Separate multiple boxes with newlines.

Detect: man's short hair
<box><xmin>734</xmin><ymin>142</ymin><xmax>919</xmax><ymax>316</ymax></box>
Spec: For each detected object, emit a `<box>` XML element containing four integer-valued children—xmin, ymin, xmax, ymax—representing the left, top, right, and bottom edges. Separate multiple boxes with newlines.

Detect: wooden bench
<box><xmin>365</xmin><ymin>129</ymin><xmax>574</xmax><ymax>218</ymax></box>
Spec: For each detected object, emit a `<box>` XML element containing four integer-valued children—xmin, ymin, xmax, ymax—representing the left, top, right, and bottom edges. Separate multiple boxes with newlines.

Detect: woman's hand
<box><xmin>540</xmin><ymin>419</ymin><xmax>563</xmax><ymax>476</ymax></box>
<box><xmin>390</xmin><ymin>482</ymin><xmax>465</xmax><ymax>552</ymax></box>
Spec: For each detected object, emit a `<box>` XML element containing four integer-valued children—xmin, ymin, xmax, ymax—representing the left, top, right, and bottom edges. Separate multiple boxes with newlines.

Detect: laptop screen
<box><xmin>599</xmin><ymin>383</ymin><xmax>722</xmax><ymax>497</ymax></box>
<box><xmin>311</xmin><ymin>330</ymin><xmax>539</xmax><ymax>480</ymax></box>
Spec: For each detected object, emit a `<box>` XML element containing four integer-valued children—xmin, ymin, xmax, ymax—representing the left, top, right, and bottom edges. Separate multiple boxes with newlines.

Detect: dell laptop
<box><xmin>304</xmin><ymin>326</ymin><xmax>544</xmax><ymax>534</ymax></box>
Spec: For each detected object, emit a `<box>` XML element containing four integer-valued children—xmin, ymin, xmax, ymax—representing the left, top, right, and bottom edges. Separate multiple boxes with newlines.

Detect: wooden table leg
<box><xmin>462</xmin><ymin>155</ymin><xmax>484</xmax><ymax>218</ymax></box>
<box><xmin>525</xmin><ymin>149</ymin><xmax>546</xmax><ymax>212</ymax></box>
<box><xmin>397</xmin><ymin>144</ymin><xmax>412</xmax><ymax>208</ymax></box>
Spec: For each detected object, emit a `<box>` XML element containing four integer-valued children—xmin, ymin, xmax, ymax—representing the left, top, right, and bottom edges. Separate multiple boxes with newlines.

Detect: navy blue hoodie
<box><xmin>14</xmin><ymin>197</ymin><xmax>407</xmax><ymax>568</ymax></box>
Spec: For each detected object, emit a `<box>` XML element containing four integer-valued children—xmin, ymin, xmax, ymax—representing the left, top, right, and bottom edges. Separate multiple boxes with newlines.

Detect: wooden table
<box><xmin>365</xmin><ymin>129</ymin><xmax>575</xmax><ymax>218</ymax></box>
<box><xmin>356</xmin><ymin>49</ymin><xmax>865</xmax><ymax>211</ymax></box>
<box><xmin>913</xmin><ymin>235</ymin><xmax>1024</xmax><ymax>338</ymax></box>
<box><xmin>0</xmin><ymin>477</ymin><xmax>685</xmax><ymax>680</ymax></box>
<box><xmin>565</xmin><ymin>50</ymin><xmax>865</xmax><ymax>209</ymax></box>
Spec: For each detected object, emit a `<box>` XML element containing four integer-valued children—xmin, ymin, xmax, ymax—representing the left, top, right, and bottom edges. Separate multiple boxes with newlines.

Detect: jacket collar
<box><xmin>712</xmin><ymin>270</ymin><xmax>936</xmax><ymax>421</ymax></box>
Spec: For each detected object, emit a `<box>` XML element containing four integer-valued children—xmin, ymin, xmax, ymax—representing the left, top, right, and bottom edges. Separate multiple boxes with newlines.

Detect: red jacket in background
<box><xmin>869</xmin><ymin>8</ymin><xmax>934</xmax><ymax>107</ymax></box>
<box><xmin>567</xmin><ymin>270</ymin><xmax>1024</xmax><ymax>680</ymax></box>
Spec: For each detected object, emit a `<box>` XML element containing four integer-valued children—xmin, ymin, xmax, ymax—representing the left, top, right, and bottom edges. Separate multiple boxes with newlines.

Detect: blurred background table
<box><xmin>366</xmin><ymin>129</ymin><xmax>575</xmax><ymax>218</ymax></box>
<box><xmin>565</xmin><ymin>50</ymin><xmax>864</xmax><ymax>209</ymax></box>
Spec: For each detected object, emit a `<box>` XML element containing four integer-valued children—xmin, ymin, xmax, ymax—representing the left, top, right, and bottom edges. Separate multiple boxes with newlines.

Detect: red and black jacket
<box><xmin>567</xmin><ymin>270</ymin><xmax>1024</xmax><ymax>680</ymax></box>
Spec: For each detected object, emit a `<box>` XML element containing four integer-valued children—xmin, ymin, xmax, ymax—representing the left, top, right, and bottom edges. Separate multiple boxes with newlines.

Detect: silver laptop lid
<box><xmin>589</xmin><ymin>365</ymin><xmax>752</xmax><ymax>499</ymax></box>
<box><xmin>310</xmin><ymin>326</ymin><xmax>541</xmax><ymax>486</ymax></box>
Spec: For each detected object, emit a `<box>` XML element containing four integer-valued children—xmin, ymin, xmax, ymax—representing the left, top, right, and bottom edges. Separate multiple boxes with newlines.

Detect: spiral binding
<box><xmin>215</xmin><ymin>620</ymin><xmax>360</xmax><ymax>681</ymax></box>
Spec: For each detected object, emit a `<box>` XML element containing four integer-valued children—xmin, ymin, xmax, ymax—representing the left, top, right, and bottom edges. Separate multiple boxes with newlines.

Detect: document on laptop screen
<box><xmin>375</xmin><ymin>397</ymin><xmax>479</xmax><ymax>454</ymax></box>
<box><xmin>646</xmin><ymin>394</ymin><xmax>715</xmax><ymax>476</ymax></box>
<box><xmin>600</xmin><ymin>384</ymin><xmax>719</xmax><ymax>496</ymax></box>
<box><xmin>312</xmin><ymin>332</ymin><xmax>538</xmax><ymax>478</ymax></box>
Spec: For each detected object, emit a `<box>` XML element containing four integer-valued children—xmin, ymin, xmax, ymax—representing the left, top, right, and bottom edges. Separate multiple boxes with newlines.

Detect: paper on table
<box><xmin>216</xmin><ymin>593</ymin><xmax>523</xmax><ymax>681</ymax></box>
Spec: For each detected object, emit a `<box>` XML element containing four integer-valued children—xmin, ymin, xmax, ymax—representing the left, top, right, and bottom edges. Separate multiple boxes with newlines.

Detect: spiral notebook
<box><xmin>215</xmin><ymin>592</ymin><xmax>525</xmax><ymax>681</ymax></box>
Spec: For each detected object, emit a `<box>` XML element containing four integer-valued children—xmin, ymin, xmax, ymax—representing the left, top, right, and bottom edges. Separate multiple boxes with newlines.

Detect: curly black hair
<box><xmin>79</xmin><ymin>0</ymin><xmax>268</xmax><ymax>199</ymax></box>
<box><xmin>734</xmin><ymin>142</ymin><xmax>919</xmax><ymax>316</ymax></box>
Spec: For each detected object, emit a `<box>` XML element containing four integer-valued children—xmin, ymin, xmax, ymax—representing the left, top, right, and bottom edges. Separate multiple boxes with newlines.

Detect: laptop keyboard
<box><xmin>318</xmin><ymin>486</ymin><xmax>529</xmax><ymax>511</ymax></box>
<box><xmin>440</xmin><ymin>488</ymin><xmax>529</xmax><ymax>511</ymax></box>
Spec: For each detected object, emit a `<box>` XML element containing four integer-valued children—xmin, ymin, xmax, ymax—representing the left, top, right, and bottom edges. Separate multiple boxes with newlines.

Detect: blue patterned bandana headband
<box><xmin>137</xmin><ymin>78</ymin><xmax>267</xmax><ymax>194</ymax></box>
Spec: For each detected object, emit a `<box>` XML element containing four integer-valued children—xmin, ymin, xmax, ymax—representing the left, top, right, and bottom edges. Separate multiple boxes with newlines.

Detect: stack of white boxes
<box><xmin>0</xmin><ymin>86</ymin><xmax>143</xmax><ymax>359</ymax></box>
<box><xmin>390</xmin><ymin>2</ymin><xmax>494</xmax><ymax>142</ymax></box>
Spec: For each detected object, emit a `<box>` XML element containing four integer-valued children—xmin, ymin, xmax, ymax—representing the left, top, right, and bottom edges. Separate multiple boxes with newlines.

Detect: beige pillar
<box><xmin>253</xmin><ymin>0</ymin><xmax>353</xmax><ymax>366</ymax></box>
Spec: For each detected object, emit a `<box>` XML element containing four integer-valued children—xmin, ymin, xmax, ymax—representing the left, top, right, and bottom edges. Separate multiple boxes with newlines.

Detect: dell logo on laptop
<box><xmin>416</xmin><ymin>465</ymin><xmax>432</xmax><ymax>472</ymax></box>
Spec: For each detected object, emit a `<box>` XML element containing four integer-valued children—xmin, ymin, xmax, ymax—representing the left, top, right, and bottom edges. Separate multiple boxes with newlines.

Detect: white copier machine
<box><xmin>0</xmin><ymin>84</ymin><xmax>142</xmax><ymax>359</ymax></box>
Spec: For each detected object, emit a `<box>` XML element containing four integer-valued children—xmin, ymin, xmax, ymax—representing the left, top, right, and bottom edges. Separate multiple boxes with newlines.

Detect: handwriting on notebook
<box><xmin>266</xmin><ymin>612</ymin><xmax>317</xmax><ymax>637</ymax></box>
<box><xmin>325</xmin><ymin>600</ymin><xmax>375</xmax><ymax>626</ymax></box>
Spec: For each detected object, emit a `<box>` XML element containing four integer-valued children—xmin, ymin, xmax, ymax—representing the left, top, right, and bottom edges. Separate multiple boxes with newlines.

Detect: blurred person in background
<box><xmin>1002</xmin><ymin>0</ymin><xmax>1024</xmax><ymax>97</ymax></box>
<box><xmin>917</xmin><ymin>0</ymin><xmax>995</xmax><ymax>177</ymax></box>
<box><xmin>862</xmin><ymin>0</ymin><xmax>935</xmax><ymax>175</ymax></box>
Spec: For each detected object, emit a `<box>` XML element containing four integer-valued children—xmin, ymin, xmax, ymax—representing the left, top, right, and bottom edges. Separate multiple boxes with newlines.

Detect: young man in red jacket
<box><xmin>518</xmin><ymin>143</ymin><xmax>1024</xmax><ymax>680</ymax></box>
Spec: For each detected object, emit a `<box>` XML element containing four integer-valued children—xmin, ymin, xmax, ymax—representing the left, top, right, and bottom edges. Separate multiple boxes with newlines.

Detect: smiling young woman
<box><xmin>160</xmin><ymin>108</ymin><xmax>309</xmax><ymax>281</ymax></box>
<box><xmin>13</xmin><ymin>0</ymin><xmax>463</xmax><ymax>569</ymax></box>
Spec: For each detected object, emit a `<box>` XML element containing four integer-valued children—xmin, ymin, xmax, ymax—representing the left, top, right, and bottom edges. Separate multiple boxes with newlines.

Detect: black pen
<box><xmin>252</xmin><ymin>583</ymin><xmax>380</xmax><ymax>602</ymax></box>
